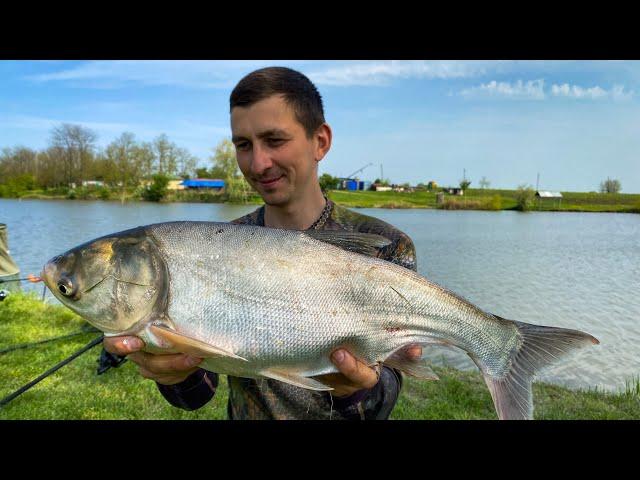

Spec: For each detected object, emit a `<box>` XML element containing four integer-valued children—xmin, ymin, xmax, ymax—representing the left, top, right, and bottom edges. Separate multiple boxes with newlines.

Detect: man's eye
<box><xmin>267</xmin><ymin>138</ymin><xmax>285</xmax><ymax>147</ymax></box>
<box><xmin>235</xmin><ymin>142</ymin><xmax>251</xmax><ymax>151</ymax></box>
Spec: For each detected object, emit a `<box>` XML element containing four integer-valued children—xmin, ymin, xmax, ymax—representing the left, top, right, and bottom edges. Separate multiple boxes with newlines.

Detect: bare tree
<box><xmin>599</xmin><ymin>177</ymin><xmax>621</xmax><ymax>194</ymax></box>
<box><xmin>36</xmin><ymin>147</ymin><xmax>67</xmax><ymax>188</ymax></box>
<box><xmin>0</xmin><ymin>147</ymin><xmax>38</xmax><ymax>181</ymax></box>
<box><xmin>174</xmin><ymin>147</ymin><xmax>197</xmax><ymax>179</ymax></box>
<box><xmin>105</xmin><ymin>132</ymin><xmax>138</xmax><ymax>202</ymax></box>
<box><xmin>152</xmin><ymin>134</ymin><xmax>174</xmax><ymax>176</ymax></box>
<box><xmin>50</xmin><ymin>124</ymin><xmax>97</xmax><ymax>186</ymax></box>
<box><xmin>479</xmin><ymin>176</ymin><xmax>491</xmax><ymax>189</ymax></box>
<box><xmin>134</xmin><ymin>142</ymin><xmax>156</xmax><ymax>180</ymax></box>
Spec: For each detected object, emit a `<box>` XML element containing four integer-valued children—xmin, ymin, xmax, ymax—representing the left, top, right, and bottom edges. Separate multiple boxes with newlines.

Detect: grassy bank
<box><xmin>1</xmin><ymin>293</ymin><xmax>637</xmax><ymax>419</ymax></box>
<box><xmin>329</xmin><ymin>189</ymin><xmax>640</xmax><ymax>213</ymax></box>
<box><xmin>4</xmin><ymin>186</ymin><xmax>639</xmax><ymax>213</ymax></box>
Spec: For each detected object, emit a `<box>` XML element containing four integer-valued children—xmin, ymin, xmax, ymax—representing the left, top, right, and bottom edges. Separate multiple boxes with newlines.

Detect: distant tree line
<box><xmin>0</xmin><ymin>123</ymin><xmax>200</xmax><ymax>196</ymax></box>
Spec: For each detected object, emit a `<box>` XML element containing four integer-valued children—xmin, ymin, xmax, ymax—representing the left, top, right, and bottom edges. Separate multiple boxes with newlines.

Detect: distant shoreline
<box><xmin>3</xmin><ymin>188</ymin><xmax>639</xmax><ymax>214</ymax></box>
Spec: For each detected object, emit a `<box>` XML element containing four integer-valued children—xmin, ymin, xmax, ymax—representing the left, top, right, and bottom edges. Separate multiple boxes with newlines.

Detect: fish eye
<box><xmin>57</xmin><ymin>279</ymin><xmax>74</xmax><ymax>297</ymax></box>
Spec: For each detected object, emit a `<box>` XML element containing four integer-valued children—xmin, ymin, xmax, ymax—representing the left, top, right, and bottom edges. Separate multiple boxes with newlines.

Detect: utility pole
<box><xmin>536</xmin><ymin>172</ymin><xmax>540</xmax><ymax>192</ymax></box>
<box><xmin>380</xmin><ymin>164</ymin><xmax>384</xmax><ymax>182</ymax></box>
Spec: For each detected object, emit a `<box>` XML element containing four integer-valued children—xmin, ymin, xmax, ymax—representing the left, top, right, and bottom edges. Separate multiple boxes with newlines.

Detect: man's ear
<box><xmin>315</xmin><ymin>123</ymin><xmax>332</xmax><ymax>162</ymax></box>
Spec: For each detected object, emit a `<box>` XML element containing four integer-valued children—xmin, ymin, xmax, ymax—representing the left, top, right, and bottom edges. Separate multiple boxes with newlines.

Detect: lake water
<box><xmin>1</xmin><ymin>198</ymin><xmax>639</xmax><ymax>392</ymax></box>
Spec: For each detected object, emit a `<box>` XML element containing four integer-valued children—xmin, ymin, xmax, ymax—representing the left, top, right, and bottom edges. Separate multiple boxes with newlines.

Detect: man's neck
<box><xmin>264</xmin><ymin>186</ymin><xmax>326</xmax><ymax>230</ymax></box>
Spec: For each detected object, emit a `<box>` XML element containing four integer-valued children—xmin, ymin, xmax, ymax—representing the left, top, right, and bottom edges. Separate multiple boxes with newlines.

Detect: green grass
<box><xmin>329</xmin><ymin>190</ymin><xmax>439</xmax><ymax>208</ymax></box>
<box><xmin>392</xmin><ymin>368</ymin><xmax>640</xmax><ymax>420</ymax></box>
<box><xmin>329</xmin><ymin>189</ymin><xmax>640</xmax><ymax>213</ymax></box>
<box><xmin>0</xmin><ymin>293</ymin><xmax>227</xmax><ymax>419</ymax></box>
<box><xmin>1</xmin><ymin>293</ymin><xmax>638</xmax><ymax>419</ymax></box>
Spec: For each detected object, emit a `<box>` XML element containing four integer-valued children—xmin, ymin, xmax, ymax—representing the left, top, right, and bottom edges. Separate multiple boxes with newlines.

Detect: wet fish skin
<box><xmin>42</xmin><ymin>221</ymin><xmax>599</xmax><ymax>419</ymax></box>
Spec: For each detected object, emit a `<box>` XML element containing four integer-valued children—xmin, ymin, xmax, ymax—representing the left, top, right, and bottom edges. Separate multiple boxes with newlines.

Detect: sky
<box><xmin>1</xmin><ymin>60</ymin><xmax>639</xmax><ymax>193</ymax></box>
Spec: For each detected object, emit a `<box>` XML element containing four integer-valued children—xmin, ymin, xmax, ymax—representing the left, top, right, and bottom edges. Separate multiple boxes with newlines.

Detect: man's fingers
<box><xmin>128</xmin><ymin>351</ymin><xmax>203</xmax><ymax>374</ymax></box>
<box><xmin>103</xmin><ymin>336</ymin><xmax>145</xmax><ymax>355</ymax></box>
<box><xmin>330</xmin><ymin>349</ymin><xmax>378</xmax><ymax>389</ymax></box>
<box><xmin>406</xmin><ymin>346</ymin><xmax>423</xmax><ymax>361</ymax></box>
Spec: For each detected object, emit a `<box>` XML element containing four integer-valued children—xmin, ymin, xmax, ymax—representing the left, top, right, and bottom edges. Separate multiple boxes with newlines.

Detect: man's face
<box><xmin>231</xmin><ymin>95</ymin><xmax>326</xmax><ymax>206</ymax></box>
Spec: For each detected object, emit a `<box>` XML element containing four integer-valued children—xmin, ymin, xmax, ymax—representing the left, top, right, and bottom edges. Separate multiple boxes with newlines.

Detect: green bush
<box><xmin>142</xmin><ymin>174</ymin><xmax>170</xmax><ymax>202</ymax></box>
<box><xmin>0</xmin><ymin>174</ymin><xmax>37</xmax><ymax>197</ymax></box>
<box><xmin>515</xmin><ymin>184</ymin><xmax>535</xmax><ymax>211</ymax></box>
<box><xmin>319</xmin><ymin>173</ymin><xmax>340</xmax><ymax>192</ymax></box>
<box><xmin>98</xmin><ymin>187</ymin><xmax>111</xmax><ymax>200</ymax></box>
<box><xmin>224</xmin><ymin>177</ymin><xmax>253</xmax><ymax>203</ymax></box>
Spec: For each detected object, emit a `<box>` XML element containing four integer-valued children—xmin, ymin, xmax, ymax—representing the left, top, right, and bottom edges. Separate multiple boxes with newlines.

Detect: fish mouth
<box><xmin>40</xmin><ymin>260</ymin><xmax>58</xmax><ymax>294</ymax></box>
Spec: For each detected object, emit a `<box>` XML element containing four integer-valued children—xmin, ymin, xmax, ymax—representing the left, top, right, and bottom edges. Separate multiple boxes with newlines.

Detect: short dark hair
<box><xmin>230</xmin><ymin>67</ymin><xmax>325</xmax><ymax>138</ymax></box>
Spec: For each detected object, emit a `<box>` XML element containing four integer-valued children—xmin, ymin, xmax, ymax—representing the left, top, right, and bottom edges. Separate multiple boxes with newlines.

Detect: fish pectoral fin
<box><xmin>260</xmin><ymin>368</ymin><xmax>334</xmax><ymax>391</ymax></box>
<box><xmin>148</xmin><ymin>324</ymin><xmax>247</xmax><ymax>361</ymax></box>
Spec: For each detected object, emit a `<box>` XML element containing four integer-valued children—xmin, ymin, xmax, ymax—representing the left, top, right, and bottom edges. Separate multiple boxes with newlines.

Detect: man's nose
<box><xmin>250</xmin><ymin>144</ymin><xmax>273</xmax><ymax>176</ymax></box>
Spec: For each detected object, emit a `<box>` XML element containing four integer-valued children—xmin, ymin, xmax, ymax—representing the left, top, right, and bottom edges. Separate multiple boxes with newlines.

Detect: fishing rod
<box><xmin>0</xmin><ymin>274</ymin><xmax>44</xmax><ymax>302</ymax></box>
<box><xmin>0</xmin><ymin>325</ymin><xmax>99</xmax><ymax>355</ymax></box>
<box><xmin>0</xmin><ymin>334</ymin><xmax>104</xmax><ymax>408</ymax></box>
<box><xmin>0</xmin><ymin>274</ymin><xmax>42</xmax><ymax>284</ymax></box>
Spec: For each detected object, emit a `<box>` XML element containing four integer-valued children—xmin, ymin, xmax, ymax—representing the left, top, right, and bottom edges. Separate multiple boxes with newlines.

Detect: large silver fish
<box><xmin>41</xmin><ymin>221</ymin><xmax>599</xmax><ymax>420</ymax></box>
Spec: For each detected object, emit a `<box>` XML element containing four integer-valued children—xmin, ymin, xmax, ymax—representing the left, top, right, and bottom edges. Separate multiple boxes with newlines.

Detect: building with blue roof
<box><xmin>181</xmin><ymin>178</ymin><xmax>226</xmax><ymax>190</ymax></box>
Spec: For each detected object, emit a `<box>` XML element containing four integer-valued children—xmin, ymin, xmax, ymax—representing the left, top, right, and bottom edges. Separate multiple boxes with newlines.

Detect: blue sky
<box><xmin>1</xmin><ymin>60</ymin><xmax>639</xmax><ymax>192</ymax></box>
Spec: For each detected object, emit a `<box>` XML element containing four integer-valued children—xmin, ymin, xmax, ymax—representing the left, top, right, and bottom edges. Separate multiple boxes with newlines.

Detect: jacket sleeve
<box><xmin>329</xmin><ymin>366</ymin><xmax>403</xmax><ymax>420</ymax></box>
<box><xmin>156</xmin><ymin>369</ymin><xmax>218</xmax><ymax>411</ymax></box>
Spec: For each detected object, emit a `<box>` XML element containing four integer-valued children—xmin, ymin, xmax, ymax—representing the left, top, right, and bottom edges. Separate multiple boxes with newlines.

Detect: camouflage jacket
<box><xmin>157</xmin><ymin>199</ymin><xmax>417</xmax><ymax>420</ymax></box>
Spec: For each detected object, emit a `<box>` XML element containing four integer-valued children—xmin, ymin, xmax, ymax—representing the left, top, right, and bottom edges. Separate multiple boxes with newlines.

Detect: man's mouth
<box><xmin>257</xmin><ymin>174</ymin><xmax>285</xmax><ymax>188</ymax></box>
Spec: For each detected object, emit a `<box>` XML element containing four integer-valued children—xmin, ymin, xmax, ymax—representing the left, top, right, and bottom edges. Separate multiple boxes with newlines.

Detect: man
<box><xmin>104</xmin><ymin>66</ymin><xmax>421</xmax><ymax>419</ymax></box>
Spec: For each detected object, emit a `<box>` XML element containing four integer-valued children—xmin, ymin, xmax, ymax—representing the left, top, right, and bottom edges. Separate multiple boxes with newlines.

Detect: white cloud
<box><xmin>26</xmin><ymin>60</ymin><xmax>286</xmax><ymax>89</ymax></box>
<box><xmin>551</xmin><ymin>83</ymin><xmax>634</xmax><ymax>101</ymax></box>
<box><xmin>308</xmin><ymin>61</ymin><xmax>493</xmax><ymax>86</ymax></box>
<box><xmin>26</xmin><ymin>60</ymin><xmax>496</xmax><ymax>89</ymax></box>
<box><xmin>459</xmin><ymin>79</ymin><xmax>546</xmax><ymax>100</ymax></box>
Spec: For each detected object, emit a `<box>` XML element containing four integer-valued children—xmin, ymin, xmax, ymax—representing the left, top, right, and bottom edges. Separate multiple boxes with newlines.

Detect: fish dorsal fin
<box><xmin>148</xmin><ymin>324</ymin><xmax>247</xmax><ymax>361</ymax></box>
<box><xmin>304</xmin><ymin>230</ymin><xmax>392</xmax><ymax>256</ymax></box>
<box><xmin>260</xmin><ymin>368</ymin><xmax>334</xmax><ymax>391</ymax></box>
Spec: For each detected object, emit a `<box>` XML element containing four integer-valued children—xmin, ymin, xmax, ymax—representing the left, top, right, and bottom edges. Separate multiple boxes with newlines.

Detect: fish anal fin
<box><xmin>261</xmin><ymin>368</ymin><xmax>334</xmax><ymax>391</ymax></box>
<box><xmin>384</xmin><ymin>344</ymin><xmax>439</xmax><ymax>380</ymax></box>
<box><xmin>148</xmin><ymin>324</ymin><xmax>247</xmax><ymax>361</ymax></box>
<box><xmin>384</xmin><ymin>357</ymin><xmax>439</xmax><ymax>380</ymax></box>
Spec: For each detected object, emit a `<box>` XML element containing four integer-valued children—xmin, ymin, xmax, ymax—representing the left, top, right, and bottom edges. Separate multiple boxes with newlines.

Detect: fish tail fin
<box><xmin>482</xmin><ymin>317</ymin><xmax>599</xmax><ymax>420</ymax></box>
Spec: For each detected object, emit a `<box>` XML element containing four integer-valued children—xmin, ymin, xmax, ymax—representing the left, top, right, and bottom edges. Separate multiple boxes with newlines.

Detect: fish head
<box><xmin>41</xmin><ymin>227</ymin><xmax>168</xmax><ymax>335</ymax></box>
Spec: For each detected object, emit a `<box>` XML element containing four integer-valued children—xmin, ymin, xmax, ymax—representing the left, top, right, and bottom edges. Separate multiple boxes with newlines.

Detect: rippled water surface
<box><xmin>2</xmin><ymin>199</ymin><xmax>639</xmax><ymax>391</ymax></box>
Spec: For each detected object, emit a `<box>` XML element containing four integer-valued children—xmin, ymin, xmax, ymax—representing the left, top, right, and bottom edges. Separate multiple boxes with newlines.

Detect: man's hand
<box><xmin>317</xmin><ymin>346</ymin><xmax>422</xmax><ymax>397</ymax></box>
<box><xmin>103</xmin><ymin>336</ymin><xmax>203</xmax><ymax>386</ymax></box>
